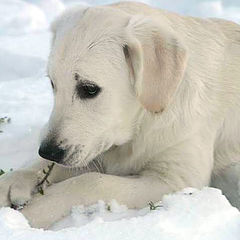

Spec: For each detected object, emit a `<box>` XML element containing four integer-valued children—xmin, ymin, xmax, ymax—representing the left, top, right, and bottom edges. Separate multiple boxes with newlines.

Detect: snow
<box><xmin>0</xmin><ymin>188</ymin><xmax>240</xmax><ymax>240</ymax></box>
<box><xmin>0</xmin><ymin>0</ymin><xmax>240</xmax><ymax>239</ymax></box>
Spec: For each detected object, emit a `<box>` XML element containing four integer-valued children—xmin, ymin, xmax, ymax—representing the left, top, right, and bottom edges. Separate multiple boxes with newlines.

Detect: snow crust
<box><xmin>0</xmin><ymin>188</ymin><xmax>240</xmax><ymax>240</ymax></box>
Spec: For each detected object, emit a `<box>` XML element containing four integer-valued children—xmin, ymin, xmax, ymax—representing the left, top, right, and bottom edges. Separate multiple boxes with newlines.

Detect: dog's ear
<box><xmin>124</xmin><ymin>17</ymin><xmax>188</xmax><ymax>113</ymax></box>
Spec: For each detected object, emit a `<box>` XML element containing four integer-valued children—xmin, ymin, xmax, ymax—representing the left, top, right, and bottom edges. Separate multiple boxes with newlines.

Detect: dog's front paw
<box><xmin>0</xmin><ymin>170</ymin><xmax>38</xmax><ymax>208</ymax></box>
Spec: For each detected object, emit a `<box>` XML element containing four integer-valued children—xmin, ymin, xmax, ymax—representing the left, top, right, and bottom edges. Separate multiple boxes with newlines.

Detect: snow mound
<box><xmin>0</xmin><ymin>0</ymin><xmax>48</xmax><ymax>35</ymax></box>
<box><xmin>0</xmin><ymin>188</ymin><xmax>239</xmax><ymax>240</ymax></box>
<box><xmin>0</xmin><ymin>48</ymin><xmax>46</xmax><ymax>81</ymax></box>
<box><xmin>0</xmin><ymin>75</ymin><xmax>53</xmax><ymax>169</ymax></box>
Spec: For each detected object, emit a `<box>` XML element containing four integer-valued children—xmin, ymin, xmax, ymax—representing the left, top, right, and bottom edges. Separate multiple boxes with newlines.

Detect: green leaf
<box><xmin>0</xmin><ymin>116</ymin><xmax>11</xmax><ymax>133</ymax></box>
<box><xmin>0</xmin><ymin>169</ymin><xmax>5</xmax><ymax>176</ymax></box>
<box><xmin>38</xmin><ymin>187</ymin><xmax>44</xmax><ymax>195</ymax></box>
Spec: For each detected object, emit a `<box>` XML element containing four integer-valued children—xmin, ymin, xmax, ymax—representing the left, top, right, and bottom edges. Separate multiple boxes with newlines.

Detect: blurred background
<box><xmin>0</xmin><ymin>0</ymin><xmax>239</xmax><ymax>171</ymax></box>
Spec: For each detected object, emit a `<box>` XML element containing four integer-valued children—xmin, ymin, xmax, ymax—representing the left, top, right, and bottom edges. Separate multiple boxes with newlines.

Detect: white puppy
<box><xmin>1</xmin><ymin>1</ymin><xmax>240</xmax><ymax>228</ymax></box>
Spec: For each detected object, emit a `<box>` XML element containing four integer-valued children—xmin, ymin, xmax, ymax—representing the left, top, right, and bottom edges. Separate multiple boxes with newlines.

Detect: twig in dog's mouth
<box><xmin>36</xmin><ymin>163</ymin><xmax>55</xmax><ymax>195</ymax></box>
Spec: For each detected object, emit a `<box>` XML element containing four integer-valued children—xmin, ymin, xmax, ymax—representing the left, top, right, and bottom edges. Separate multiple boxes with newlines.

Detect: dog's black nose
<box><xmin>38</xmin><ymin>141</ymin><xmax>65</xmax><ymax>163</ymax></box>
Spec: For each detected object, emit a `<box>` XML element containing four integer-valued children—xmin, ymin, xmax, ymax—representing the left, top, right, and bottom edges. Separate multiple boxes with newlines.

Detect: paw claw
<box><xmin>10</xmin><ymin>203</ymin><xmax>26</xmax><ymax>210</ymax></box>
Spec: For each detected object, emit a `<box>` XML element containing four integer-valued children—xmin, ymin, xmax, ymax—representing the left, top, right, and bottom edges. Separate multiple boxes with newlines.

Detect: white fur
<box><xmin>0</xmin><ymin>2</ymin><xmax>240</xmax><ymax>229</ymax></box>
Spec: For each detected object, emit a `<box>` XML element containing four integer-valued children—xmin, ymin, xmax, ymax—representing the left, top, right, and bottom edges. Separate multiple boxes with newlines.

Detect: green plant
<box><xmin>36</xmin><ymin>163</ymin><xmax>55</xmax><ymax>195</ymax></box>
<box><xmin>0</xmin><ymin>116</ymin><xmax>11</xmax><ymax>133</ymax></box>
<box><xmin>149</xmin><ymin>201</ymin><xmax>162</xmax><ymax>210</ymax></box>
<box><xmin>0</xmin><ymin>169</ymin><xmax>5</xmax><ymax>176</ymax></box>
<box><xmin>0</xmin><ymin>168</ymin><xmax>13</xmax><ymax>176</ymax></box>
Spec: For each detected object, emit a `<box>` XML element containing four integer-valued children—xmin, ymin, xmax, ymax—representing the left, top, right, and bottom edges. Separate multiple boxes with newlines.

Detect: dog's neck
<box><xmin>101</xmin><ymin>107</ymin><xmax>172</xmax><ymax>175</ymax></box>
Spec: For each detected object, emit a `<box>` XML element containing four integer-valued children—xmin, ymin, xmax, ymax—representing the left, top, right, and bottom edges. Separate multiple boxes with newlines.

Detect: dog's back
<box><xmin>111</xmin><ymin>2</ymin><xmax>240</xmax><ymax>208</ymax></box>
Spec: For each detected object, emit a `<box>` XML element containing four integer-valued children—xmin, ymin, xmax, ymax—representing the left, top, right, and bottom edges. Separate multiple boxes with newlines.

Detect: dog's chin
<box><xmin>54</xmin><ymin>157</ymin><xmax>89</xmax><ymax>168</ymax></box>
<box><xmin>53</xmin><ymin>161</ymin><xmax>77</xmax><ymax>168</ymax></box>
<box><xmin>59</xmin><ymin>144</ymin><xmax>117</xmax><ymax>169</ymax></box>
<box><xmin>56</xmin><ymin>154</ymin><xmax>100</xmax><ymax>169</ymax></box>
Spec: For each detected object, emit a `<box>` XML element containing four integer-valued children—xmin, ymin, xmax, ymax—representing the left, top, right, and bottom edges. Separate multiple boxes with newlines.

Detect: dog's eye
<box><xmin>76</xmin><ymin>83</ymin><xmax>101</xmax><ymax>99</ymax></box>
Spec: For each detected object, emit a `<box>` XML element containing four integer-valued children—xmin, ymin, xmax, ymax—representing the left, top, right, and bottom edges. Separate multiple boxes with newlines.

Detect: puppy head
<box><xmin>39</xmin><ymin>6</ymin><xmax>187</xmax><ymax>167</ymax></box>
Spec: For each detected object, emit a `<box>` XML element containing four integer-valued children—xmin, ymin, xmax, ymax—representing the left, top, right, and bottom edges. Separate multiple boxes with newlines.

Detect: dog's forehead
<box><xmin>52</xmin><ymin>7</ymin><xmax>129</xmax><ymax>57</ymax></box>
<box><xmin>48</xmin><ymin>7</ymin><xmax>129</xmax><ymax>84</ymax></box>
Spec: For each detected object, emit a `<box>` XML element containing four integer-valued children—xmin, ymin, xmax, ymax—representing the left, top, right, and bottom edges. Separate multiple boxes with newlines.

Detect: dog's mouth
<box><xmin>54</xmin><ymin>142</ymin><xmax>115</xmax><ymax>169</ymax></box>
